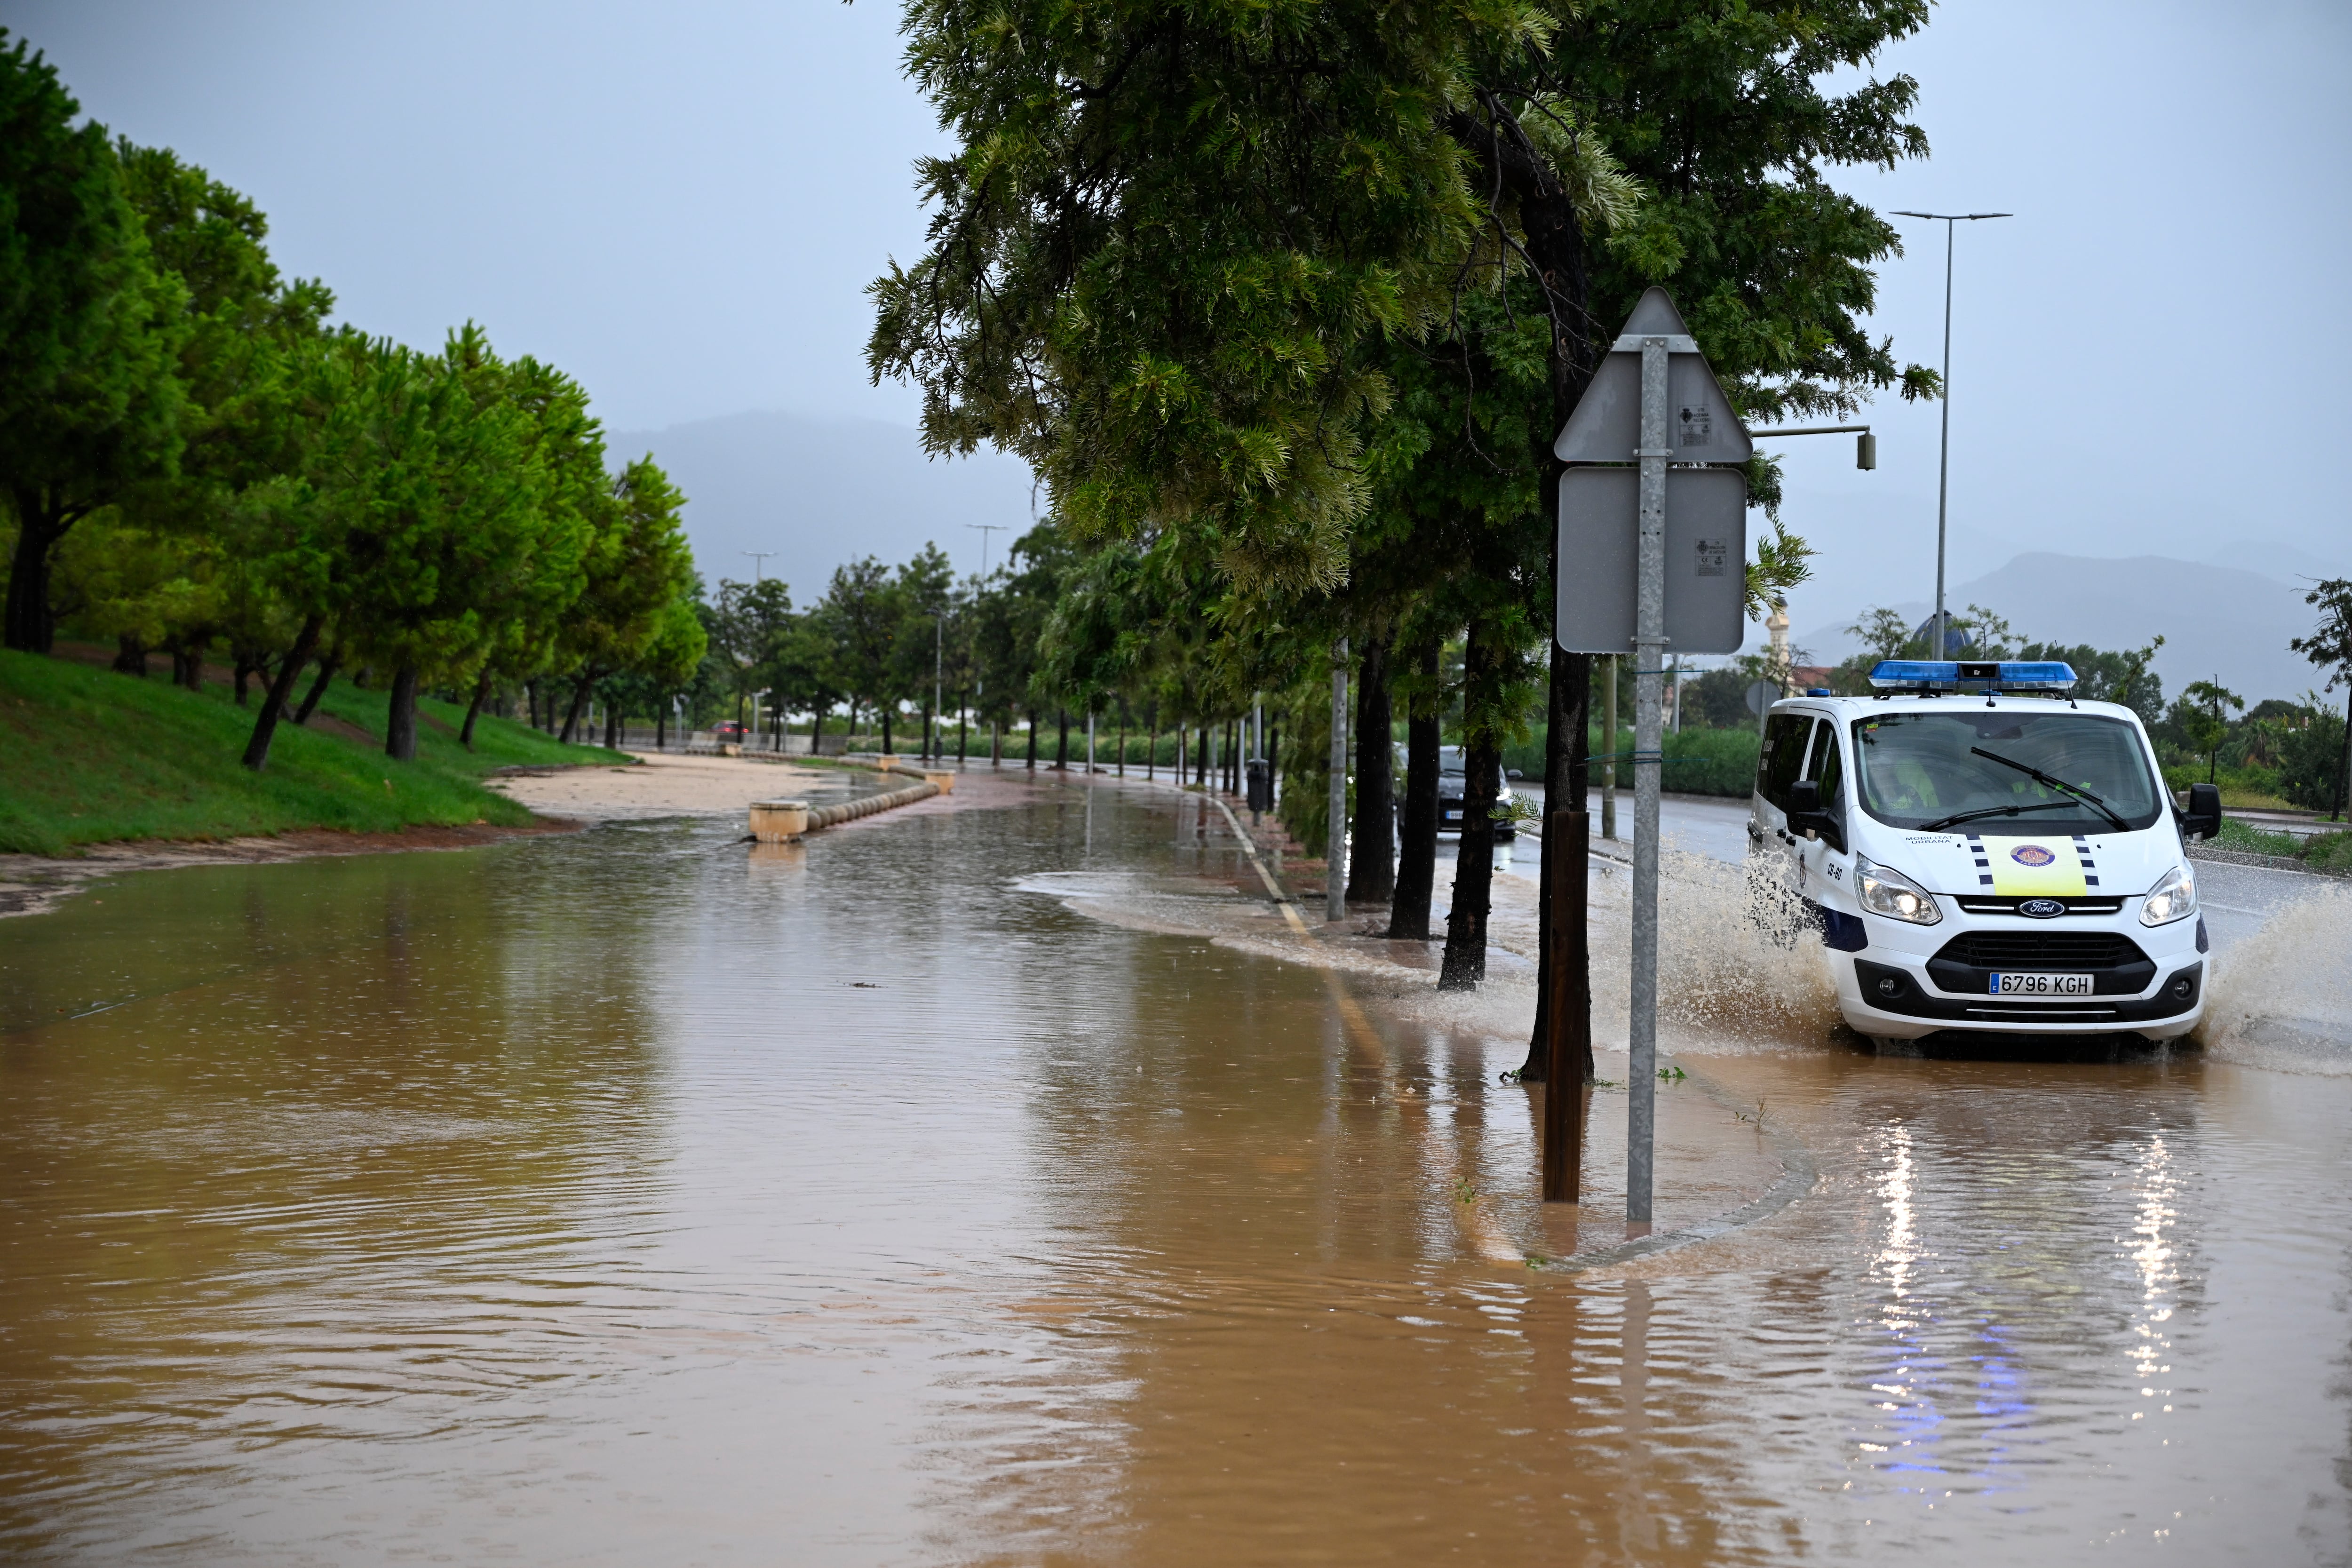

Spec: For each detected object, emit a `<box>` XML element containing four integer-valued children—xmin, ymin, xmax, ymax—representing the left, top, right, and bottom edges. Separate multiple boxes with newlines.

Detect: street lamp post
<box><xmin>1891</xmin><ymin>210</ymin><xmax>2010</xmax><ymax>660</ymax></box>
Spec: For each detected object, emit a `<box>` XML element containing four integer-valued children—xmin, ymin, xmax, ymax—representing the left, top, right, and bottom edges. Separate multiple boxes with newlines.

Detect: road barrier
<box><xmin>749</xmin><ymin>779</ymin><xmax>939</xmax><ymax>842</ymax></box>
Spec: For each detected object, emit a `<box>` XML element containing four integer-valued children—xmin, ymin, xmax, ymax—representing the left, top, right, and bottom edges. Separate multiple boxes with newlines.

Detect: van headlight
<box><xmin>2139</xmin><ymin>864</ymin><xmax>2197</xmax><ymax>926</ymax></box>
<box><xmin>1855</xmin><ymin>856</ymin><xmax>1941</xmax><ymax>925</ymax></box>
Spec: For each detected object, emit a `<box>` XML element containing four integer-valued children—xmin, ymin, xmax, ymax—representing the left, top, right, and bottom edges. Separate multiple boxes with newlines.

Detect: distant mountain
<box><xmin>2199</xmin><ymin>537</ymin><xmax>2344</xmax><ymax>588</ymax></box>
<box><xmin>609</xmin><ymin>410</ymin><xmax>1040</xmax><ymax>597</ymax></box>
<box><xmin>1795</xmin><ymin>553</ymin><xmax>2324</xmax><ymax>703</ymax></box>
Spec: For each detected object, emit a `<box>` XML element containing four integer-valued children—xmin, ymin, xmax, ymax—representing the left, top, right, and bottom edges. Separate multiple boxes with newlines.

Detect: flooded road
<box><xmin>3</xmin><ymin>779</ymin><xmax>2350</xmax><ymax>1565</ymax></box>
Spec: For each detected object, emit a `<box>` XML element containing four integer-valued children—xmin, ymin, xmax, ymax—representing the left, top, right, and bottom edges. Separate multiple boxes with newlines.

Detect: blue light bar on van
<box><xmin>1867</xmin><ymin>660</ymin><xmax>2078</xmax><ymax>692</ymax></box>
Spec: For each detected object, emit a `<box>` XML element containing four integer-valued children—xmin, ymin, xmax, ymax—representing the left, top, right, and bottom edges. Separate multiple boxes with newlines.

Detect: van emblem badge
<box><xmin>2018</xmin><ymin>898</ymin><xmax>2066</xmax><ymax>918</ymax></box>
<box><xmin>2010</xmin><ymin>844</ymin><xmax>2057</xmax><ymax>868</ymax></box>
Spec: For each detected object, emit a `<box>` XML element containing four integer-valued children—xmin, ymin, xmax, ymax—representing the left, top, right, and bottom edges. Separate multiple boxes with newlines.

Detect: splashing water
<box><xmin>2197</xmin><ymin>881</ymin><xmax>2352</xmax><ymax>1075</ymax></box>
<box><xmin>1583</xmin><ymin>847</ymin><xmax>1845</xmax><ymax>1057</ymax></box>
<box><xmin>1021</xmin><ymin>843</ymin><xmax>1845</xmax><ymax>1058</ymax></box>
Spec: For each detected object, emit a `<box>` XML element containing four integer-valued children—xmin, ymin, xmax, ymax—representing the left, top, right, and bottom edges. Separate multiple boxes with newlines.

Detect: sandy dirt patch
<box><xmin>485</xmin><ymin>752</ymin><xmax>848</xmax><ymax>820</ymax></box>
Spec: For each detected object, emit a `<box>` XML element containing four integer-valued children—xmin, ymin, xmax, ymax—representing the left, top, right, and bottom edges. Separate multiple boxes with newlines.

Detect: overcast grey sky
<box><xmin>7</xmin><ymin>0</ymin><xmax>2348</xmax><ymax>638</ymax></box>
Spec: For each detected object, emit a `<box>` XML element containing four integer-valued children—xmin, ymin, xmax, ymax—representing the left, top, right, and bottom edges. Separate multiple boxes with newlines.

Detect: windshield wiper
<box><xmin>1969</xmin><ymin>746</ymin><xmax>2132</xmax><ymax>831</ymax></box>
<box><xmin>1916</xmin><ymin>800</ymin><xmax>2086</xmax><ymax>834</ymax></box>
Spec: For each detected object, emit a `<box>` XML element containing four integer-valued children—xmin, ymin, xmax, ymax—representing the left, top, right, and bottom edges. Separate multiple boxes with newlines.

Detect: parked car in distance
<box><xmin>711</xmin><ymin>720</ymin><xmax>747</xmax><ymax>742</ymax></box>
<box><xmin>1424</xmin><ymin>744</ymin><xmax>1519</xmax><ymax>841</ymax></box>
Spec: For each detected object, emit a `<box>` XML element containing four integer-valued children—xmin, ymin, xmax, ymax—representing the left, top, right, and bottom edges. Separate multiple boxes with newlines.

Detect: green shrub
<box><xmin>1498</xmin><ymin>724</ymin><xmax>1760</xmax><ymax>797</ymax></box>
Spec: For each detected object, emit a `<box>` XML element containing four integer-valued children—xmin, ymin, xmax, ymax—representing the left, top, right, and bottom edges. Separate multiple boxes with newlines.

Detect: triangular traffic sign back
<box><xmin>1616</xmin><ymin>287</ymin><xmax>1692</xmax><ymax>339</ymax></box>
<box><xmin>1553</xmin><ymin>287</ymin><xmax>1752</xmax><ymax>465</ymax></box>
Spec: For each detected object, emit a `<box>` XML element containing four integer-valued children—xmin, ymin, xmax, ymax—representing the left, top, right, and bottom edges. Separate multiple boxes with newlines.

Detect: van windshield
<box><xmin>1850</xmin><ymin>710</ymin><xmax>2165</xmax><ymax>835</ymax></box>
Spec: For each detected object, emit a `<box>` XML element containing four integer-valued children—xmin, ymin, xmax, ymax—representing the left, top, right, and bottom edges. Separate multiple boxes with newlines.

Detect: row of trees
<box><xmin>864</xmin><ymin>0</ymin><xmax>1943</xmax><ymax>1039</ymax></box>
<box><xmin>0</xmin><ymin>33</ymin><xmax>703</xmax><ymax>766</ymax></box>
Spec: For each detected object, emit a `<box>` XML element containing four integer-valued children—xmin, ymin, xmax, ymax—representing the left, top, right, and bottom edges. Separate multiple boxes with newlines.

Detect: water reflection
<box><xmin>0</xmin><ymin>786</ymin><xmax>2346</xmax><ymax>1564</ymax></box>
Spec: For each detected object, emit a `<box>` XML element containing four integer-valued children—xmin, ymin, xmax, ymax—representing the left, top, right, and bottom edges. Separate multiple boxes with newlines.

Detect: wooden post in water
<box><xmin>1542</xmin><ymin>809</ymin><xmax>1590</xmax><ymax>1202</ymax></box>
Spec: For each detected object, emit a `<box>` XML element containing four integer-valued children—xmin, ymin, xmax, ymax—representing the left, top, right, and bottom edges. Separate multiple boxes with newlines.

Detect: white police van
<box><xmin>1750</xmin><ymin>660</ymin><xmax>2222</xmax><ymax>1045</ymax></box>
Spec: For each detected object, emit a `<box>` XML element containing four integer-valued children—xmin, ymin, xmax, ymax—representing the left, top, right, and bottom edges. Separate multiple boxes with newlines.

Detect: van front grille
<box><xmin>1932</xmin><ymin>931</ymin><xmax>2148</xmax><ymax>969</ymax></box>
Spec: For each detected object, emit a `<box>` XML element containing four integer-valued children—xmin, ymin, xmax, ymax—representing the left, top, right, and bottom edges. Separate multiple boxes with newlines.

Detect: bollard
<box><xmin>1542</xmin><ymin>809</ymin><xmax>1591</xmax><ymax>1203</ymax></box>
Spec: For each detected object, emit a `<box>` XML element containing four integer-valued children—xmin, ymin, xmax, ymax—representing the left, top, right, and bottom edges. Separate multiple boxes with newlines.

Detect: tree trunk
<box><xmin>1025</xmin><ymin>710</ymin><xmax>1037</xmax><ymax>769</ymax></box>
<box><xmin>1145</xmin><ymin>706</ymin><xmax>1157</xmax><ymax>780</ymax></box>
<box><xmin>1439</xmin><ymin>621</ymin><xmax>1503</xmax><ymax>991</ymax></box>
<box><xmin>294</xmin><ymin>653</ymin><xmax>339</xmax><ymax>725</ymax></box>
<box><xmin>1453</xmin><ymin>102</ymin><xmax>1602</xmax><ymax>1066</ymax></box>
<box><xmin>882</xmin><ymin>706</ymin><xmax>894</xmax><ymax>755</ymax></box>
<box><xmin>241</xmin><ymin>615</ymin><xmax>324</xmax><ymax>772</ymax></box>
<box><xmin>655</xmin><ymin>700</ymin><xmax>667</xmax><ymax>752</ymax></box>
<box><xmin>1522</xmin><ymin>645</ymin><xmax>1594</xmax><ymax>1082</ymax></box>
<box><xmin>1117</xmin><ymin>708</ymin><xmax>1127</xmax><ymax>777</ymax></box>
<box><xmin>171</xmin><ymin>646</ymin><xmax>202</xmax><ymax>691</ymax></box>
<box><xmin>2</xmin><ymin>490</ymin><xmax>78</xmax><ymax>653</ymax></box>
<box><xmin>957</xmin><ymin>693</ymin><xmax>969</xmax><ymax>764</ymax></box>
<box><xmin>1347</xmin><ymin>635</ymin><xmax>1395</xmax><ymax>903</ymax></box>
<box><xmin>1056</xmin><ymin>708</ymin><xmax>1069</xmax><ymax>770</ymax></box>
<box><xmin>1388</xmin><ymin>640</ymin><xmax>1441</xmax><ymax>938</ymax></box>
<box><xmin>233</xmin><ymin>654</ymin><xmax>256</xmax><ymax>705</ymax></box>
<box><xmin>604</xmin><ymin>700</ymin><xmax>621</xmax><ymax>749</ymax></box>
<box><xmin>558</xmin><ymin>676</ymin><xmax>590</xmax><ymax>744</ymax></box>
<box><xmin>460</xmin><ymin>666</ymin><xmax>493</xmax><ymax>749</ymax></box>
<box><xmin>112</xmin><ymin>635</ymin><xmax>148</xmax><ymax>677</ymax></box>
<box><xmin>385</xmin><ymin>663</ymin><xmax>422</xmax><ymax>761</ymax></box>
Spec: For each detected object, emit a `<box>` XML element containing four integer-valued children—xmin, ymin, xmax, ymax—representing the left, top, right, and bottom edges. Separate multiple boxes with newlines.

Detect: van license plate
<box><xmin>1991</xmin><ymin>972</ymin><xmax>2093</xmax><ymax>996</ymax></box>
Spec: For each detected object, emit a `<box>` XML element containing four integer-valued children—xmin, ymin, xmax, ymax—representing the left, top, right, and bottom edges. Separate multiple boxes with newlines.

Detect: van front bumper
<box><xmin>1830</xmin><ymin>918</ymin><xmax>2207</xmax><ymax>1041</ymax></box>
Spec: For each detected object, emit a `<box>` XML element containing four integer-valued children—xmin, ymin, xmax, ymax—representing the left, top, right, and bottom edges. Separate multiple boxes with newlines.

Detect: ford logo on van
<box><xmin>2017</xmin><ymin>898</ymin><xmax>2067</xmax><ymax>919</ymax></box>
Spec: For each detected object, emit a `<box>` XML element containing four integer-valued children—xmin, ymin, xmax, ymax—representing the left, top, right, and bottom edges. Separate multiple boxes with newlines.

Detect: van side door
<box><xmin>1794</xmin><ymin>716</ymin><xmax>1851</xmax><ymax>898</ymax></box>
<box><xmin>1749</xmin><ymin>709</ymin><xmax>1817</xmax><ymax>868</ymax></box>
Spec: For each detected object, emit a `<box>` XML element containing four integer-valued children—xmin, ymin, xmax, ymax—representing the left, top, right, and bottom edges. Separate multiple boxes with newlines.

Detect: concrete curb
<box><xmin>2189</xmin><ymin>843</ymin><xmax>2352</xmax><ymax>879</ymax></box>
<box><xmin>806</xmin><ymin>781</ymin><xmax>940</xmax><ymax>830</ymax></box>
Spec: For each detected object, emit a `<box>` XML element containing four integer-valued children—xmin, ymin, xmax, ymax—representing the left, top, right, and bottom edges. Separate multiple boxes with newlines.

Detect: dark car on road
<box><xmin>711</xmin><ymin>720</ymin><xmax>748</xmax><ymax>742</ymax></box>
<box><xmin>1411</xmin><ymin>744</ymin><xmax>1521</xmax><ymax>841</ymax></box>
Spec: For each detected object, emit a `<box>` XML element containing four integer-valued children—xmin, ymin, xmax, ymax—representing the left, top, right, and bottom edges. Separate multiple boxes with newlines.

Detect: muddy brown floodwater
<box><xmin>3</xmin><ymin>779</ymin><xmax>2350</xmax><ymax>1566</ymax></box>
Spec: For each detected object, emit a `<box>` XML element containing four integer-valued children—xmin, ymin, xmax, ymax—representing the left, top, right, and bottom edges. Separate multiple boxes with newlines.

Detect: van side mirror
<box><xmin>1787</xmin><ymin>778</ymin><xmax>1842</xmax><ymax>850</ymax></box>
<box><xmin>2183</xmin><ymin>781</ymin><xmax>2224</xmax><ymax>841</ymax></box>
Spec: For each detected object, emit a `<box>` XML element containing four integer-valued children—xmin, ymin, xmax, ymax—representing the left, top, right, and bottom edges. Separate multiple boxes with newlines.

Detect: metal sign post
<box><xmin>1552</xmin><ymin>288</ymin><xmax>1752</xmax><ymax>1231</ymax></box>
<box><xmin>1625</xmin><ymin>334</ymin><xmax>1671</xmax><ymax>1228</ymax></box>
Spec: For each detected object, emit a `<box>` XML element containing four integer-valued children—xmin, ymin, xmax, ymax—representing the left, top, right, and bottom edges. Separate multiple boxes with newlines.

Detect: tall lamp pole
<box><xmin>965</xmin><ymin>523</ymin><xmax>1006</xmax><ymax>579</ymax></box>
<box><xmin>1891</xmin><ymin>210</ymin><xmax>2009</xmax><ymax>660</ymax></box>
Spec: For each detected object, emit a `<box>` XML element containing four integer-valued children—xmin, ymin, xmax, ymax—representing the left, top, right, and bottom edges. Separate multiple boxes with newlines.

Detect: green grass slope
<box><xmin>0</xmin><ymin>651</ymin><xmax>621</xmax><ymax>856</ymax></box>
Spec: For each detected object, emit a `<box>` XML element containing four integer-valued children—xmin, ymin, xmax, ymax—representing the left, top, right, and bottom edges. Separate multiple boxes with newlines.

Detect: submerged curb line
<box><xmin>1544</xmin><ymin>1067</ymin><xmax>1820</xmax><ymax>1275</ymax></box>
<box><xmin>1201</xmin><ymin>791</ymin><xmax>1310</xmax><ymax>932</ymax></box>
